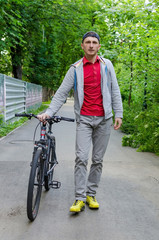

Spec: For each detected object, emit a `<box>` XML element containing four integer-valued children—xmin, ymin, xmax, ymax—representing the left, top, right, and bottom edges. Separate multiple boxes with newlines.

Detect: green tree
<box><xmin>0</xmin><ymin>0</ymin><xmax>158</xmax><ymax>153</ymax></box>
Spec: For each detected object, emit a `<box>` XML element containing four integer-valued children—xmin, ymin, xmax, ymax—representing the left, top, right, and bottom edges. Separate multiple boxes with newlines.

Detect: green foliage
<box><xmin>99</xmin><ymin>0</ymin><xmax>159</xmax><ymax>155</ymax></box>
<box><xmin>122</xmin><ymin>103</ymin><xmax>159</xmax><ymax>155</ymax></box>
<box><xmin>0</xmin><ymin>0</ymin><xmax>159</xmax><ymax>155</ymax></box>
<box><xmin>0</xmin><ymin>117</ymin><xmax>26</xmax><ymax>137</ymax></box>
<box><xmin>0</xmin><ymin>114</ymin><xmax>4</xmax><ymax>125</ymax></box>
<box><xmin>0</xmin><ymin>0</ymin><xmax>99</xmax><ymax>82</ymax></box>
<box><xmin>0</xmin><ymin>104</ymin><xmax>47</xmax><ymax>138</ymax></box>
<box><xmin>120</xmin><ymin>101</ymin><xmax>141</xmax><ymax>134</ymax></box>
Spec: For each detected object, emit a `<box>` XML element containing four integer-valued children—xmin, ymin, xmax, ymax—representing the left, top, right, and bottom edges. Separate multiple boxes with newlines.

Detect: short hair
<box><xmin>82</xmin><ymin>31</ymin><xmax>100</xmax><ymax>43</ymax></box>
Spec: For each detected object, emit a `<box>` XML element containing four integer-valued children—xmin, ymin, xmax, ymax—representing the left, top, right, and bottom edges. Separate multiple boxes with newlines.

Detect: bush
<box><xmin>122</xmin><ymin>103</ymin><xmax>159</xmax><ymax>155</ymax></box>
<box><xmin>0</xmin><ymin>114</ymin><xmax>4</xmax><ymax>125</ymax></box>
<box><xmin>121</xmin><ymin>101</ymin><xmax>141</xmax><ymax>134</ymax></box>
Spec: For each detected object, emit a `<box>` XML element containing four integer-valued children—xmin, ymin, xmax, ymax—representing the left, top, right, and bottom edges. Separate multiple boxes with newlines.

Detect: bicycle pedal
<box><xmin>50</xmin><ymin>181</ymin><xmax>61</xmax><ymax>189</ymax></box>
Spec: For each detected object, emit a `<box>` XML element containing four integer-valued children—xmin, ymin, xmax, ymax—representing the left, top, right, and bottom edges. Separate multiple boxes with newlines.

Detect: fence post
<box><xmin>3</xmin><ymin>75</ymin><xmax>6</xmax><ymax>122</ymax></box>
<box><xmin>24</xmin><ymin>81</ymin><xmax>26</xmax><ymax>113</ymax></box>
<box><xmin>0</xmin><ymin>74</ymin><xmax>4</xmax><ymax>119</ymax></box>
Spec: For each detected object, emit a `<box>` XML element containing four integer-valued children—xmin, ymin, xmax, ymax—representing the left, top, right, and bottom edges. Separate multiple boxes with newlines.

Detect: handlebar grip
<box><xmin>15</xmin><ymin>113</ymin><xmax>28</xmax><ymax>117</ymax></box>
<box><xmin>60</xmin><ymin>116</ymin><xmax>75</xmax><ymax>122</ymax></box>
<box><xmin>15</xmin><ymin>113</ymin><xmax>37</xmax><ymax>118</ymax></box>
<box><xmin>48</xmin><ymin>116</ymin><xmax>75</xmax><ymax>122</ymax></box>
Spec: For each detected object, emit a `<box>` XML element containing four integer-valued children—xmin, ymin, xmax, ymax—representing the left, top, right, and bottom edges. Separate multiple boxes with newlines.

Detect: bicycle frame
<box><xmin>33</xmin><ymin>121</ymin><xmax>58</xmax><ymax>187</ymax></box>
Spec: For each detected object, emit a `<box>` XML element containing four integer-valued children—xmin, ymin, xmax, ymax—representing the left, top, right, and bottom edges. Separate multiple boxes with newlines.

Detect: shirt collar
<box><xmin>83</xmin><ymin>55</ymin><xmax>100</xmax><ymax>65</ymax></box>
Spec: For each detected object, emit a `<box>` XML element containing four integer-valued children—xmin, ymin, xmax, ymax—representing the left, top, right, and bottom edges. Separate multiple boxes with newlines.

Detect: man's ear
<box><xmin>98</xmin><ymin>44</ymin><xmax>101</xmax><ymax>51</ymax></box>
<box><xmin>81</xmin><ymin>43</ymin><xmax>84</xmax><ymax>49</ymax></box>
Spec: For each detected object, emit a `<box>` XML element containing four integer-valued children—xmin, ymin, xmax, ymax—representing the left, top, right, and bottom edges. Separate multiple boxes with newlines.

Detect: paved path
<box><xmin>0</xmin><ymin>101</ymin><xmax>159</xmax><ymax>240</ymax></box>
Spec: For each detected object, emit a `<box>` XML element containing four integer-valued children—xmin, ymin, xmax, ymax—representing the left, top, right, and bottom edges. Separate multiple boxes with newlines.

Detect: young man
<box><xmin>38</xmin><ymin>31</ymin><xmax>123</xmax><ymax>212</ymax></box>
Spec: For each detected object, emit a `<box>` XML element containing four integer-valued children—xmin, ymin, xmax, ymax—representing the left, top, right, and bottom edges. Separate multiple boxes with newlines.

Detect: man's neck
<box><xmin>84</xmin><ymin>54</ymin><xmax>98</xmax><ymax>64</ymax></box>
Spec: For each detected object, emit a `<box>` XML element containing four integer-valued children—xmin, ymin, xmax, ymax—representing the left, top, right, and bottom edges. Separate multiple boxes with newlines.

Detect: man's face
<box><xmin>81</xmin><ymin>37</ymin><xmax>101</xmax><ymax>58</ymax></box>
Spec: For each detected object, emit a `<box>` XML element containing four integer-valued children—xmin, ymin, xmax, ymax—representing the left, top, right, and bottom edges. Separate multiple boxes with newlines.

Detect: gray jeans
<box><xmin>75</xmin><ymin>115</ymin><xmax>112</xmax><ymax>201</ymax></box>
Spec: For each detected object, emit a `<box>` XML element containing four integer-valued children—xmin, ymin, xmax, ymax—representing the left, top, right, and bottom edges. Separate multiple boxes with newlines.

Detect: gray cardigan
<box><xmin>46</xmin><ymin>57</ymin><xmax>123</xmax><ymax>122</ymax></box>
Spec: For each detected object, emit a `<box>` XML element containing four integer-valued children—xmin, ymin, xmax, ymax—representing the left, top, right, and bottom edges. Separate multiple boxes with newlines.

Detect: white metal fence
<box><xmin>0</xmin><ymin>74</ymin><xmax>42</xmax><ymax>122</ymax></box>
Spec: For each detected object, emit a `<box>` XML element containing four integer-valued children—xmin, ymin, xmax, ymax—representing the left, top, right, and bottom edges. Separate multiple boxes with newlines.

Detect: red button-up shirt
<box><xmin>80</xmin><ymin>56</ymin><xmax>104</xmax><ymax>116</ymax></box>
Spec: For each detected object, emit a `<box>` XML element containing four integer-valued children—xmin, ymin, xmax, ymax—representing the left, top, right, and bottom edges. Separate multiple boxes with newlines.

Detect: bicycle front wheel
<box><xmin>27</xmin><ymin>148</ymin><xmax>44</xmax><ymax>221</ymax></box>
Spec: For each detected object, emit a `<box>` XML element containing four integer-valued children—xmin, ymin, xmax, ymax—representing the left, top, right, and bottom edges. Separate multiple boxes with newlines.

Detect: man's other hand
<box><xmin>114</xmin><ymin>118</ymin><xmax>122</xmax><ymax>130</ymax></box>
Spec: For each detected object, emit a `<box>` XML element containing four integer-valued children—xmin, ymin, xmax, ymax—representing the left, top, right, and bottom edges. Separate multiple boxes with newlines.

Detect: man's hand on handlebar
<box><xmin>37</xmin><ymin>113</ymin><xmax>50</xmax><ymax>122</ymax></box>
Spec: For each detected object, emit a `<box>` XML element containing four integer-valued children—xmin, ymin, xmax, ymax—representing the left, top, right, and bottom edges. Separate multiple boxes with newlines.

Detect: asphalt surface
<box><xmin>0</xmin><ymin>100</ymin><xmax>159</xmax><ymax>240</ymax></box>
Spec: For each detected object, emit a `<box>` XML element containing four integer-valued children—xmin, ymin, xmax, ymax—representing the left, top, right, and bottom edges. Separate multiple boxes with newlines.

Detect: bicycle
<box><xmin>15</xmin><ymin>113</ymin><xmax>74</xmax><ymax>221</ymax></box>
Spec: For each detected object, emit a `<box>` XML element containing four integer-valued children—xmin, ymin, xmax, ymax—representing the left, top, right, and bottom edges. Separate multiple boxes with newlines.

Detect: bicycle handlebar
<box><xmin>15</xmin><ymin>113</ymin><xmax>75</xmax><ymax>122</ymax></box>
<box><xmin>50</xmin><ymin>116</ymin><xmax>75</xmax><ymax>122</ymax></box>
<box><xmin>15</xmin><ymin>113</ymin><xmax>37</xmax><ymax>118</ymax></box>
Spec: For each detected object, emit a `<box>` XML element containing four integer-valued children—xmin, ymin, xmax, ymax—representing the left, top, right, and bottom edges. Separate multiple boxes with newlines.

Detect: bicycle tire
<box><xmin>44</xmin><ymin>138</ymin><xmax>56</xmax><ymax>191</ymax></box>
<box><xmin>27</xmin><ymin>148</ymin><xmax>44</xmax><ymax>221</ymax></box>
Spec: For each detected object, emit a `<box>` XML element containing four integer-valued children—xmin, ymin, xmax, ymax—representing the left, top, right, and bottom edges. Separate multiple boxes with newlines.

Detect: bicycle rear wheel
<box><xmin>27</xmin><ymin>148</ymin><xmax>44</xmax><ymax>221</ymax></box>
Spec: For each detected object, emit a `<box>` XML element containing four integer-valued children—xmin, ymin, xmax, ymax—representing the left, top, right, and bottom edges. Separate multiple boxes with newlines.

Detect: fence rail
<box><xmin>0</xmin><ymin>74</ymin><xmax>42</xmax><ymax>122</ymax></box>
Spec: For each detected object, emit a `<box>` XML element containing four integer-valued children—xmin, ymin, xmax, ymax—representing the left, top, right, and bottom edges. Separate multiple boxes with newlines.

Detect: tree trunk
<box><xmin>10</xmin><ymin>45</ymin><xmax>23</xmax><ymax>80</ymax></box>
<box><xmin>42</xmin><ymin>87</ymin><xmax>54</xmax><ymax>102</ymax></box>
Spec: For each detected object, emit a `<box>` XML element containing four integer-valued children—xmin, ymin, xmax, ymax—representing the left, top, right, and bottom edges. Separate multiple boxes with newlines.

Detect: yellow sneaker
<box><xmin>86</xmin><ymin>196</ymin><xmax>99</xmax><ymax>209</ymax></box>
<box><xmin>70</xmin><ymin>200</ymin><xmax>85</xmax><ymax>212</ymax></box>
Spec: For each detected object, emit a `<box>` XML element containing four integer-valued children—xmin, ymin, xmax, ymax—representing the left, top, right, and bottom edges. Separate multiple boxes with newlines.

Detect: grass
<box><xmin>0</xmin><ymin>104</ymin><xmax>48</xmax><ymax>138</ymax></box>
<box><xmin>43</xmin><ymin>100</ymin><xmax>51</xmax><ymax>105</ymax></box>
